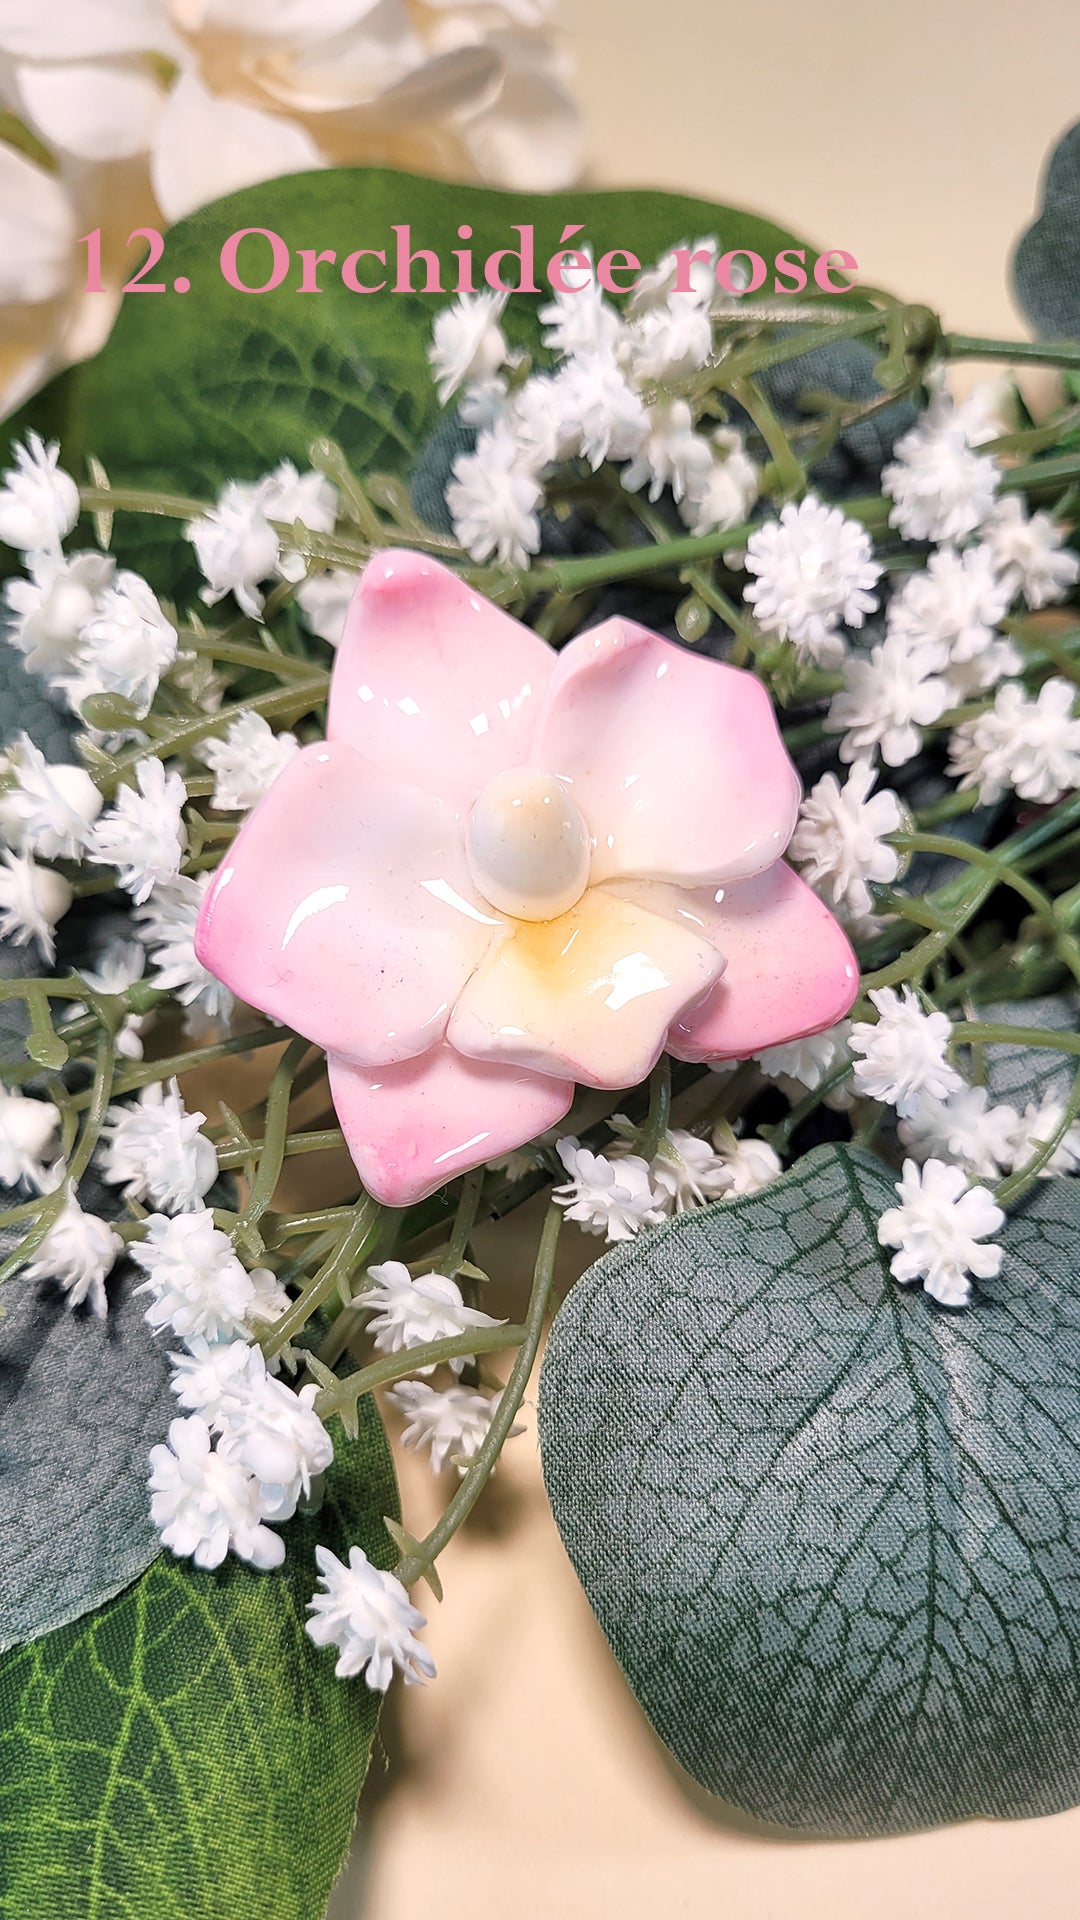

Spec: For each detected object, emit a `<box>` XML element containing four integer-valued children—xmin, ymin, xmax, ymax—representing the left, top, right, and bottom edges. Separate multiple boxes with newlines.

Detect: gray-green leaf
<box><xmin>538</xmin><ymin>1144</ymin><xmax>1080</xmax><ymax>1834</ymax></box>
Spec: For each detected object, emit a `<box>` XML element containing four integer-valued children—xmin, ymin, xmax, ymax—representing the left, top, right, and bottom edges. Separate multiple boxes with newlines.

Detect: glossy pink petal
<box><xmin>194</xmin><ymin>741</ymin><xmax>503</xmax><ymax>1067</ymax></box>
<box><xmin>328</xmin><ymin>548</ymin><xmax>556</xmax><ymax>814</ymax></box>
<box><xmin>327</xmin><ymin>1045</ymin><xmax>574</xmax><ymax>1206</ymax></box>
<box><xmin>529</xmin><ymin>618</ymin><xmax>802</xmax><ymax>886</ymax></box>
<box><xmin>624</xmin><ymin>864</ymin><xmax>858</xmax><ymax>1061</ymax></box>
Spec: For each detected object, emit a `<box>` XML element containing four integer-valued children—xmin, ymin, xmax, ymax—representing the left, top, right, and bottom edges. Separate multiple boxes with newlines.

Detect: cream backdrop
<box><xmin>332</xmin><ymin>5</ymin><xmax>1080</xmax><ymax>1914</ymax></box>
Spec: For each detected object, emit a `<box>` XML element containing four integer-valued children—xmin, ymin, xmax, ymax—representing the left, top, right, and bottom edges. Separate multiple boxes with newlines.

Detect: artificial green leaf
<box><xmin>0</xmin><ymin>1257</ymin><xmax>175</xmax><ymax>1653</ymax></box>
<box><xmin>1013</xmin><ymin>118</ymin><xmax>1080</xmax><ymax>338</ymax></box>
<box><xmin>0</xmin><ymin>1396</ymin><xmax>398</xmax><ymax>1919</ymax></box>
<box><xmin>974</xmin><ymin>991</ymin><xmax>1079</xmax><ymax>1110</ymax></box>
<box><xmin>538</xmin><ymin>1143</ymin><xmax>1080</xmax><ymax>1835</ymax></box>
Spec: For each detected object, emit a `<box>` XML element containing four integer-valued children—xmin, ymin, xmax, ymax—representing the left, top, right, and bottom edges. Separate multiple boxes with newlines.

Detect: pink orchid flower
<box><xmin>195</xmin><ymin>550</ymin><xmax>857</xmax><ymax>1205</ymax></box>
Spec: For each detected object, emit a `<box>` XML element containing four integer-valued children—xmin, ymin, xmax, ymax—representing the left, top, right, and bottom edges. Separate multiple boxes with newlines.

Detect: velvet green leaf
<box><xmin>538</xmin><ymin>1143</ymin><xmax>1080</xmax><ymax>1835</ymax></box>
<box><xmin>0</xmin><ymin>1397</ymin><xmax>397</xmax><ymax>1920</ymax></box>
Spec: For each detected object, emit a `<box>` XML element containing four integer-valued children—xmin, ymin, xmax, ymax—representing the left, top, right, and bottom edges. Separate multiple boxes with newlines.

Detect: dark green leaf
<box><xmin>0</xmin><ymin>1395</ymin><xmax>397</xmax><ymax>1919</ymax></box>
<box><xmin>539</xmin><ymin>1143</ymin><xmax>1080</xmax><ymax>1834</ymax></box>
<box><xmin>1013</xmin><ymin>119</ymin><xmax>1080</xmax><ymax>338</ymax></box>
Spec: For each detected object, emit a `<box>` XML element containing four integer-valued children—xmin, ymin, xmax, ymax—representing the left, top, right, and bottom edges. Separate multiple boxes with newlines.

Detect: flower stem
<box><xmin>313</xmin><ymin>1323</ymin><xmax>527</xmax><ymax>1423</ymax></box>
<box><xmin>260</xmin><ymin>1197</ymin><xmax>381</xmax><ymax>1359</ymax></box>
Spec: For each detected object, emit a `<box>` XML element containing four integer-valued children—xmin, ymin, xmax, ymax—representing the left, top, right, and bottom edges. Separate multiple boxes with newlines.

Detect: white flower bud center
<box><xmin>466</xmin><ymin>770</ymin><xmax>590</xmax><ymax>922</ymax></box>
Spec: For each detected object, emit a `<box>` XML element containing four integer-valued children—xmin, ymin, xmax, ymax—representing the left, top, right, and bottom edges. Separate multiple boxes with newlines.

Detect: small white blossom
<box><xmin>102</xmin><ymin>1080</ymin><xmax>217</xmax><ymax>1215</ymax></box>
<box><xmin>70</xmin><ymin>936</ymin><xmax>147</xmax><ymax>1060</ymax></box>
<box><xmin>678</xmin><ymin>429</ymin><xmax>760</xmax><ymax>536</ymax></box>
<box><xmin>135</xmin><ymin>873</ymin><xmax>233</xmax><ymax>1035</ymax></box>
<box><xmin>620</xmin><ymin>399</ymin><xmax>714</xmax><ymax>505</ymax></box>
<box><xmin>886</xmin><ymin>545</ymin><xmax>1011</xmax><ymax>669</ymax></box>
<box><xmin>940</xmin><ymin>635</ymin><xmax>1024</xmax><ymax>702</ymax></box>
<box><xmin>388</xmin><ymin>1380</ymin><xmax>514</xmax><ymax>1476</ymax></box>
<box><xmin>0</xmin><ymin>1087</ymin><xmax>60</xmax><ymax>1188</ymax></box>
<box><xmin>148</xmin><ymin>1415</ymin><xmax>284</xmax><ymax>1571</ymax></box>
<box><xmin>169</xmin><ymin>1334</ymin><xmax>259</xmax><ymax>1422</ymax></box>
<box><xmin>21</xmin><ymin>1183</ymin><xmax>122</xmax><ymax>1318</ymax></box>
<box><xmin>877</xmin><ymin>1158</ymin><xmax>1004</xmax><ymax>1307</ymax></box>
<box><xmin>1007</xmin><ymin>1098</ymin><xmax>1080</xmax><ymax>1178</ymax></box>
<box><xmin>247</xmin><ymin>1263</ymin><xmax>290</xmax><ymax>1325</ymax></box>
<box><xmin>3</xmin><ymin>550</ymin><xmax>113</xmax><ymax>673</ymax></box>
<box><xmin>218</xmin><ymin>1371</ymin><xmax>333</xmax><ymax>1521</ymax></box>
<box><xmin>0</xmin><ymin>434</ymin><xmax>79</xmax><ymax>554</ymax></box>
<box><xmin>947</xmin><ymin>677</ymin><xmax>1080</xmax><ymax>806</ymax></box>
<box><xmin>539</xmin><ymin>269</ymin><xmax>623</xmax><ymax>359</ymax></box>
<box><xmin>0</xmin><ymin>849</ymin><xmax>71</xmax><ymax>961</ymax></box>
<box><xmin>132</xmin><ymin>1209</ymin><xmax>265</xmax><ymax>1340</ymax></box>
<box><xmin>711</xmin><ymin>1133</ymin><xmax>782</xmax><ymax>1198</ymax></box>
<box><xmin>459</xmin><ymin>375</ymin><xmax>512</xmax><ymax>431</ymax></box>
<box><xmin>196</xmin><ymin>711</ymin><xmax>299</xmax><ymax>811</ymax></box>
<box><xmin>361</xmin><ymin>1260</ymin><xmax>504</xmax><ymax>1375</ymax></box>
<box><xmin>553</xmin><ymin>1137</ymin><xmax>663</xmax><ymax>1241</ymax></box>
<box><xmin>295</xmin><ymin>567</ymin><xmax>358</xmax><ymax>646</ymax></box>
<box><xmin>562</xmin><ymin>349</ymin><xmax>650</xmax><ymax>470</ymax></box>
<box><xmin>255</xmin><ymin>462</ymin><xmax>338</xmax><ymax>583</ymax></box>
<box><xmin>0</xmin><ymin>734</ymin><xmax>102</xmax><ymax>858</ymax></box>
<box><xmin>883</xmin><ymin>392</ymin><xmax>1001</xmax><ymax>543</ymax></box>
<box><xmin>849</xmin><ymin>986</ymin><xmax>962</xmax><ymax>1117</ymax></box>
<box><xmin>629</xmin><ymin>237</ymin><xmax>720</xmax><ymax>312</ymax></box>
<box><xmin>61</xmin><ymin>572</ymin><xmax>177</xmax><ymax>720</ymax></box>
<box><xmin>983</xmin><ymin>497</ymin><xmax>1080</xmax><ymax>609</ymax></box>
<box><xmin>789</xmin><ymin>759</ymin><xmax>903</xmax><ymax>923</ymax></box>
<box><xmin>609</xmin><ymin>1117</ymin><xmax>730</xmax><ymax>1214</ymax></box>
<box><xmin>306</xmin><ymin>1544</ymin><xmax>436</xmax><ymax>1689</ymax></box>
<box><xmin>826</xmin><ymin>632</ymin><xmax>951</xmax><ymax>768</ymax></box>
<box><xmin>88</xmin><ymin>756</ymin><xmax>186</xmax><ymax>903</ymax></box>
<box><xmin>510</xmin><ymin>372</ymin><xmax>583</xmax><ymax>471</ymax></box>
<box><xmin>627</xmin><ymin>299</ymin><xmax>713</xmax><ymax>383</ymax></box>
<box><xmin>755</xmin><ymin>1022</ymin><xmax>854</xmax><ymax>1096</ymax></box>
<box><xmin>743</xmin><ymin>496</ymin><xmax>881</xmax><ymax>666</ymax></box>
<box><xmin>429</xmin><ymin>290</ymin><xmax>509</xmax><ymax>404</ymax></box>
<box><xmin>186</xmin><ymin>482</ymin><xmax>280</xmax><ymax>621</ymax></box>
<box><xmin>446</xmin><ymin>421</ymin><xmax>542</xmax><ymax>569</ymax></box>
<box><xmin>898</xmin><ymin>1084</ymin><xmax>1020</xmax><ymax>1180</ymax></box>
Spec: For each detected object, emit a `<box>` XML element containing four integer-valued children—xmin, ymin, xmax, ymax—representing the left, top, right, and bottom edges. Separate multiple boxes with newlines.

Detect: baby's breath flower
<box><xmin>132</xmin><ymin>1208</ymin><xmax>262</xmax><ymax>1340</ymax></box>
<box><xmin>446</xmin><ymin>421</ymin><xmax>543</xmax><ymax>569</ymax></box>
<box><xmin>88</xmin><ymin>756</ymin><xmax>186</xmax><ymax>903</ymax></box>
<box><xmin>826</xmin><ymin>632</ymin><xmax>951</xmax><ymax>768</ymax></box>
<box><xmin>883</xmin><ymin>392</ymin><xmax>1000</xmax><ymax>543</ymax></box>
<box><xmin>0</xmin><ymin>1086</ymin><xmax>60</xmax><ymax>1189</ymax></box>
<box><xmin>886</xmin><ymin>544</ymin><xmax>1011</xmax><ymax>668</ymax></box>
<box><xmin>295</xmin><ymin>567</ymin><xmax>358</xmax><ymax>646</ymax></box>
<box><xmin>388</xmin><ymin>1381</ymin><xmax>514</xmax><ymax>1476</ymax></box>
<box><xmin>710</xmin><ymin>1132</ymin><xmax>782</xmax><ymax>1198</ymax></box>
<box><xmin>877</xmin><ymin>1158</ymin><xmax>1004</xmax><ymax>1307</ymax></box>
<box><xmin>620</xmin><ymin>399</ymin><xmax>713</xmax><ymax>505</ymax></box>
<box><xmin>560</xmin><ymin>347</ymin><xmax>649</xmax><ymax>470</ymax></box>
<box><xmin>135</xmin><ymin>873</ymin><xmax>234</xmax><ymax>1035</ymax></box>
<box><xmin>218</xmin><ymin>1372</ymin><xmax>333</xmax><ymax>1522</ymax></box>
<box><xmin>754</xmin><ymin>1022</ymin><xmax>854</xmax><ymax>1098</ymax></box>
<box><xmin>553</xmin><ymin>1137</ymin><xmax>663</xmax><ymax>1241</ymax></box>
<box><xmin>3</xmin><ymin>550</ymin><xmax>113</xmax><ymax>673</ymax></box>
<box><xmin>1007</xmin><ymin>1098</ymin><xmax>1080</xmax><ymax>1178</ymax></box>
<box><xmin>70</xmin><ymin>936</ymin><xmax>147</xmax><ymax>1060</ymax></box>
<box><xmin>609</xmin><ymin>1117</ymin><xmax>730</xmax><ymax>1214</ymax></box>
<box><xmin>983</xmin><ymin>497</ymin><xmax>1080</xmax><ymax>609</ymax></box>
<box><xmin>947</xmin><ymin>677</ymin><xmax>1080</xmax><ymax>805</ymax></box>
<box><xmin>306</xmin><ymin>1545</ymin><xmax>436</xmax><ymax>1688</ymax></box>
<box><xmin>196</xmin><ymin>711</ymin><xmax>299</xmax><ymax>812</ymax></box>
<box><xmin>0</xmin><ymin>848</ymin><xmax>71</xmax><ymax>960</ymax></box>
<box><xmin>0</xmin><ymin>433</ymin><xmax>79</xmax><ymax>554</ymax></box>
<box><xmin>678</xmin><ymin>429</ymin><xmax>759</xmax><ymax>536</ymax></box>
<box><xmin>186</xmin><ymin>482</ymin><xmax>280</xmax><ymax>621</ymax></box>
<box><xmin>627</xmin><ymin>299</ymin><xmax>713</xmax><ymax>383</ymax></box>
<box><xmin>538</xmin><ymin>268</ymin><xmax>623</xmax><ymax>359</ymax></box>
<box><xmin>849</xmin><ymin>987</ymin><xmax>962</xmax><ymax>1118</ymax></box>
<box><xmin>0</xmin><ymin>733</ymin><xmax>102</xmax><ymax>858</ymax></box>
<box><xmin>897</xmin><ymin>1084</ymin><xmax>1019</xmax><ymax>1180</ymax></box>
<box><xmin>21</xmin><ymin>1182</ymin><xmax>122</xmax><ymax>1317</ymax></box>
<box><xmin>149</xmin><ymin>1415</ymin><xmax>284</xmax><ymax>1571</ymax></box>
<box><xmin>360</xmin><ymin>1260</ymin><xmax>504</xmax><ymax>1374</ymax></box>
<box><xmin>102</xmin><ymin>1080</ymin><xmax>217</xmax><ymax>1216</ymax></box>
<box><xmin>788</xmin><ymin>759</ymin><xmax>903</xmax><ymax>923</ymax></box>
<box><xmin>428</xmin><ymin>290</ymin><xmax>509</xmax><ymax>404</ymax></box>
<box><xmin>743</xmin><ymin>496</ymin><xmax>881</xmax><ymax>666</ymax></box>
<box><xmin>60</xmin><ymin>571</ymin><xmax>177</xmax><ymax>720</ymax></box>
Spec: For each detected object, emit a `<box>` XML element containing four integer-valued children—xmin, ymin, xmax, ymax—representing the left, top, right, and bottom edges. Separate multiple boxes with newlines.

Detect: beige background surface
<box><xmin>333</xmin><ymin>6</ymin><xmax>1080</xmax><ymax>1914</ymax></box>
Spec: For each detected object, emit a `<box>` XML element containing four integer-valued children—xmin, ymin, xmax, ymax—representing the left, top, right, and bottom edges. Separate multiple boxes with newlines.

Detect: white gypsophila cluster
<box><xmin>101</xmin><ymin>1078</ymin><xmax>217</xmax><ymax>1214</ymax></box>
<box><xmin>69</xmin><ymin>934</ymin><xmax>148</xmax><ymax>1060</ymax></box>
<box><xmin>21</xmin><ymin>1181</ymin><xmax>123</xmax><ymax>1318</ymax></box>
<box><xmin>360</xmin><ymin>1260</ymin><xmax>505</xmax><ymax>1376</ymax></box>
<box><xmin>196</xmin><ymin>710</ymin><xmax>299</xmax><ymax>811</ymax></box>
<box><xmin>897</xmin><ymin>1084</ymin><xmax>1021</xmax><ymax>1181</ymax></box>
<box><xmin>0</xmin><ymin>434</ymin><xmax>78</xmax><ymax>554</ymax></box>
<box><xmin>148</xmin><ymin>1416</ymin><xmax>285</xmax><ymax>1572</ymax></box>
<box><xmin>0</xmin><ymin>1086</ymin><xmax>59</xmax><ymax>1189</ymax></box>
<box><xmin>947</xmin><ymin>677</ymin><xmax>1080</xmax><ymax>805</ymax></box>
<box><xmin>983</xmin><ymin>497</ymin><xmax>1080</xmax><ymax>608</ymax></box>
<box><xmin>882</xmin><ymin>390</ymin><xmax>1001</xmax><ymax>543</ymax></box>
<box><xmin>553</xmin><ymin>1136</ymin><xmax>665</xmax><ymax>1240</ymax></box>
<box><xmin>185</xmin><ymin>461</ymin><xmax>340</xmax><ymax>617</ymax></box>
<box><xmin>444</xmin><ymin>421</ymin><xmax>543</xmax><ymax>570</ymax></box>
<box><xmin>57</xmin><ymin>572</ymin><xmax>178</xmax><ymax>722</ymax></box>
<box><xmin>754</xmin><ymin>1021</ymin><xmax>855</xmax><ymax>1103</ymax></box>
<box><xmin>428</xmin><ymin>291</ymin><xmax>510</xmax><ymax>404</ymax></box>
<box><xmin>555</xmin><ymin>1123</ymin><xmax>782</xmax><ymax>1243</ymax></box>
<box><xmin>388</xmin><ymin>1380</ymin><xmax>513</xmax><ymax>1477</ymax></box>
<box><xmin>1009</xmin><ymin>1098</ymin><xmax>1080</xmax><ymax>1179</ymax></box>
<box><xmin>307</xmin><ymin>1546</ymin><xmax>436</xmax><ymax>1690</ymax></box>
<box><xmin>885</xmin><ymin>544</ymin><xmax>1017</xmax><ymax>698</ymax></box>
<box><xmin>132</xmin><ymin>1210</ymin><xmax>268</xmax><ymax>1341</ymax></box>
<box><xmin>825</xmin><ymin>633</ymin><xmax>952</xmax><ymax>769</ymax></box>
<box><xmin>788</xmin><ymin>759</ymin><xmax>903</xmax><ymax>926</ymax></box>
<box><xmin>4</xmin><ymin>551</ymin><xmax>114</xmax><ymax>674</ymax></box>
<box><xmin>0</xmin><ymin>733</ymin><xmax>102</xmax><ymax>858</ymax></box>
<box><xmin>88</xmin><ymin>755</ymin><xmax>186</xmax><ymax>903</ymax></box>
<box><xmin>135</xmin><ymin>873</ymin><xmax>234</xmax><ymax>1035</ymax></box>
<box><xmin>711</xmin><ymin>1131</ymin><xmax>783</xmax><ymax>1197</ymax></box>
<box><xmin>0</xmin><ymin>847</ymin><xmax>71</xmax><ymax>961</ymax></box>
<box><xmin>849</xmin><ymin>986</ymin><xmax>963</xmax><ymax>1118</ymax></box>
<box><xmin>877</xmin><ymin>1158</ymin><xmax>1004</xmax><ymax>1307</ymax></box>
<box><xmin>169</xmin><ymin>1336</ymin><xmax>330</xmax><ymax>1517</ymax></box>
<box><xmin>742</xmin><ymin>496</ymin><xmax>882</xmax><ymax>667</ymax></box>
<box><xmin>295</xmin><ymin>568</ymin><xmax>358</xmax><ymax>647</ymax></box>
<box><xmin>611</xmin><ymin>1119</ymin><xmax>732</xmax><ymax>1215</ymax></box>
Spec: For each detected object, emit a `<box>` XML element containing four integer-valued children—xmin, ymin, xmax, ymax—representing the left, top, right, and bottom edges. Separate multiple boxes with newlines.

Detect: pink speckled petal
<box><xmin>194</xmin><ymin>741</ymin><xmax>502</xmax><ymax>1067</ymax></box>
<box><xmin>327</xmin><ymin>1046</ymin><xmax>574</xmax><ymax>1206</ymax></box>
<box><xmin>621</xmin><ymin>864</ymin><xmax>858</xmax><ymax>1061</ymax></box>
<box><xmin>529</xmin><ymin>618</ymin><xmax>802</xmax><ymax>886</ymax></box>
<box><xmin>448</xmin><ymin>884</ymin><xmax>724</xmax><ymax>1090</ymax></box>
<box><xmin>328</xmin><ymin>548</ymin><xmax>555</xmax><ymax>814</ymax></box>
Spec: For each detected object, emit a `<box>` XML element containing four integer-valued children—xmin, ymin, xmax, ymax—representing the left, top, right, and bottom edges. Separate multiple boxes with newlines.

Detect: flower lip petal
<box><xmin>327</xmin><ymin>1045</ymin><xmax>573</xmax><ymax>1206</ymax></box>
<box><xmin>529</xmin><ymin>616</ymin><xmax>802</xmax><ymax>887</ymax></box>
<box><xmin>644</xmin><ymin>864</ymin><xmax>859</xmax><ymax>1062</ymax></box>
<box><xmin>194</xmin><ymin>739</ymin><xmax>502</xmax><ymax>1067</ymax></box>
<box><xmin>328</xmin><ymin>548</ymin><xmax>555</xmax><ymax>815</ymax></box>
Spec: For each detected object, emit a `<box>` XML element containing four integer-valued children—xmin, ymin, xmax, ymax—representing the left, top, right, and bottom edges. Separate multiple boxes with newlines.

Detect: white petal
<box><xmin>150</xmin><ymin>72</ymin><xmax>322</xmax><ymax>225</ymax></box>
<box><xmin>0</xmin><ymin>145</ymin><xmax>74</xmax><ymax>303</ymax></box>
<box><xmin>0</xmin><ymin>0</ymin><xmax>181</xmax><ymax>60</ymax></box>
<box><xmin>179</xmin><ymin>0</ymin><xmax>385</xmax><ymax>34</ymax></box>
<box><xmin>16</xmin><ymin>57</ymin><xmax>166</xmax><ymax>160</ymax></box>
<box><xmin>462</xmin><ymin>66</ymin><xmax>584</xmax><ymax>191</ymax></box>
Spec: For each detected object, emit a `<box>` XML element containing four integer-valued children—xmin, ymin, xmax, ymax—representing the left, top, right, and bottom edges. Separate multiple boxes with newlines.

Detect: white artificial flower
<box><xmin>388</xmin><ymin>1380</ymin><xmax>513</xmax><ymax>1476</ymax></box>
<box><xmin>429</xmin><ymin>290</ymin><xmax>509</xmax><ymax>405</ymax></box>
<box><xmin>627</xmin><ymin>299</ymin><xmax>713</xmax><ymax>384</ymax></box>
<box><xmin>939</xmin><ymin>634</ymin><xmax>1024</xmax><ymax>702</ymax></box>
<box><xmin>1006</xmin><ymin>1098</ymin><xmax>1080</xmax><ymax>1178</ymax></box>
<box><xmin>306</xmin><ymin>1544</ymin><xmax>436</xmax><ymax>1688</ymax></box>
<box><xmin>509</xmin><ymin>372</ymin><xmax>583</xmax><ymax>471</ymax></box>
<box><xmin>149</xmin><ymin>1415</ymin><xmax>284</xmax><ymax>1571</ymax></box>
<box><xmin>609</xmin><ymin>1116</ymin><xmax>731</xmax><ymax>1215</ymax></box>
<box><xmin>0</xmin><ymin>1087</ymin><xmax>60</xmax><ymax>1189</ymax></box>
<box><xmin>0</xmin><ymin>734</ymin><xmax>102</xmax><ymax>858</ymax></box>
<box><xmin>711</xmin><ymin>1133</ymin><xmax>782</xmax><ymax>1198</ymax></box>
<box><xmin>826</xmin><ymin>632</ymin><xmax>951</xmax><ymax>768</ymax></box>
<box><xmin>882</xmin><ymin>392</ymin><xmax>1000</xmax><ymax>543</ymax></box>
<box><xmin>255</xmin><ymin>461</ymin><xmax>338</xmax><ymax>582</ymax></box>
<box><xmin>0</xmin><ymin>849</ymin><xmax>72</xmax><ymax>961</ymax></box>
<box><xmin>361</xmin><ymin>1260</ymin><xmax>504</xmax><ymax>1375</ymax></box>
<box><xmin>678</xmin><ymin>429</ymin><xmax>759</xmax><ymax>536</ymax></box>
<box><xmin>88</xmin><ymin>756</ymin><xmax>186</xmax><ymax>902</ymax></box>
<box><xmin>218</xmin><ymin>1372</ymin><xmax>333</xmax><ymax>1521</ymax></box>
<box><xmin>755</xmin><ymin>1022</ymin><xmax>854</xmax><ymax>1095</ymax></box>
<box><xmin>788</xmin><ymin>759</ymin><xmax>903</xmax><ymax>923</ymax></box>
<box><xmin>60</xmin><ymin>571</ymin><xmax>178</xmax><ymax>719</ymax></box>
<box><xmin>295</xmin><ymin>567</ymin><xmax>358</xmax><ymax>646</ymax></box>
<box><xmin>458</xmin><ymin>374</ymin><xmax>512</xmax><ymax>431</ymax></box>
<box><xmin>135</xmin><ymin>873</ymin><xmax>234</xmax><ymax>1034</ymax></box>
<box><xmin>849</xmin><ymin>986</ymin><xmax>962</xmax><ymax>1118</ymax></box>
<box><xmin>620</xmin><ymin>399</ymin><xmax>714</xmax><ymax>506</ymax></box>
<box><xmin>560</xmin><ymin>348</ymin><xmax>649</xmax><ymax>470</ymax></box>
<box><xmin>629</xmin><ymin>236</ymin><xmax>720</xmax><ymax>312</ymax></box>
<box><xmin>21</xmin><ymin>1182</ymin><xmax>122</xmax><ymax>1317</ymax></box>
<box><xmin>132</xmin><ymin>1208</ymin><xmax>265</xmax><ymax>1340</ymax></box>
<box><xmin>886</xmin><ymin>545</ymin><xmax>1011</xmax><ymax>669</ymax></box>
<box><xmin>743</xmin><ymin>496</ymin><xmax>881</xmax><ymax>666</ymax></box>
<box><xmin>538</xmin><ymin>268</ymin><xmax>623</xmax><ymax>359</ymax></box>
<box><xmin>169</xmin><ymin>1334</ymin><xmax>259</xmax><ymax>1421</ymax></box>
<box><xmin>3</xmin><ymin>550</ymin><xmax>113</xmax><ymax>673</ymax></box>
<box><xmin>553</xmin><ymin>1137</ymin><xmax>663</xmax><ymax>1241</ymax></box>
<box><xmin>446</xmin><ymin>421</ymin><xmax>542</xmax><ymax>569</ymax></box>
<box><xmin>248</xmin><ymin>1263</ymin><xmax>290</xmax><ymax>1326</ymax></box>
<box><xmin>947</xmin><ymin>677</ymin><xmax>1080</xmax><ymax>806</ymax></box>
<box><xmin>101</xmin><ymin>1079</ymin><xmax>218</xmax><ymax>1215</ymax></box>
<box><xmin>71</xmin><ymin>935</ymin><xmax>148</xmax><ymax>1060</ymax></box>
<box><xmin>196</xmin><ymin>711</ymin><xmax>299</xmax><ymax>811</ymax></box>
<box><xmin>186</xmin><ymin>482</ymin><xmax>280</xmax><ymax>620</ymax></box>
<box><xmin>877</xmin><ymin>1158</ymin><xmax>1004</xmax><ymax>1307</ymax></box>
<box><xmin>898</xmin><ymin>1084</ymin><xmax>1020</xmax><ymax>1180</ymax></box>
<box><xmin>983</xmin><ymin>497</ymin><xmax>1080</xmax><ymax>609</ymax></box>
<box><xmin>0</xmin><ymin>434</ymin><xmax>79</xmax><ymax>554</ymax></box>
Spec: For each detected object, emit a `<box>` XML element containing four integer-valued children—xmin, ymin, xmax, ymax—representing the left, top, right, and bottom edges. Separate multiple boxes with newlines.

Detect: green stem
<box><xmin>99</xmin><ymin>677</ymin><xmax>327</xmax><ymax>797</ymax></box>
<box><xmin>314</xmin><ymin>1323</ymin><xmax>526</xmax><ymax>1423</ymax></box>
<box><xmin>639</xmin><ymin>1055</ymin><xmax>672</xmax><ymax>1162</ymax></box>
<box><xmin>444</xmin><ymin>1168</ymin><xmax>485</xmax><ymax>1276</ymax></box>
<box><xmin>235</xmin><ymin>1036</ymin><xmax>308</xmax><ymax>1236</ymax></box>
<box><xmin>260</xmin><ymin>1198</ymin><xmax>381</xmax><ymax>1360</ymax></box>
<box><xmin>944</xmin><ymin>333</ymin><xmax>1080</xmax><ymax>369</ymax></box>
